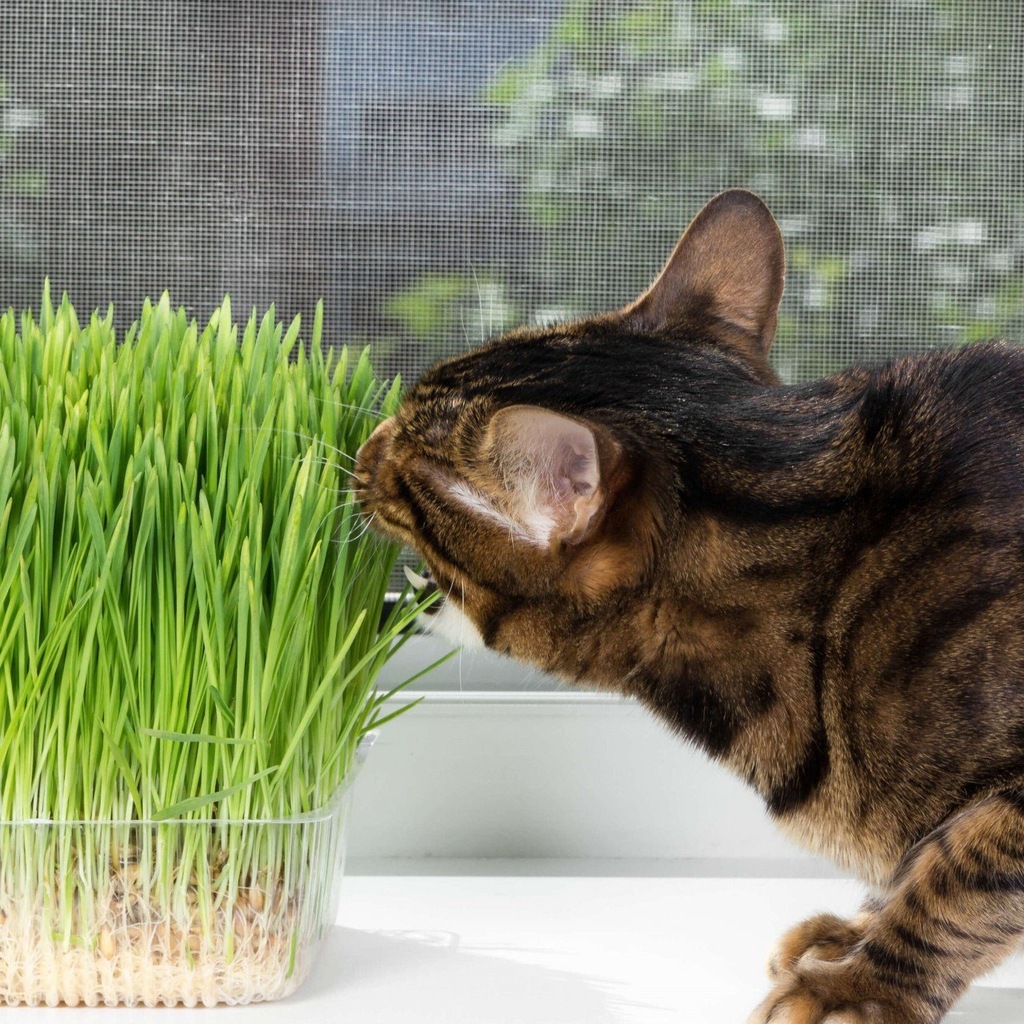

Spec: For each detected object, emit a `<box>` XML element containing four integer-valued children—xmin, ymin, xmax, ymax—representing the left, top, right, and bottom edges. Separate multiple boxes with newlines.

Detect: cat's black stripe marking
<box><xmin>479</xmin><ymin>597</ymin><xmax>525</xmax><ymax>649</ymax></box>
<box><xmin>958</xmin><ymin>843</ymin><xmax>1000</xmax><ymax>877</ymax></box>
<box><xmin>863</xmin><ymin>940</ymin><xmax>928</xmax><ymax>977</ymax></box>
<box><xmin>766</xmin><ymin>723</ymin><xmax>829</xmax><ymax>816</ymax></box>
<box><xmin>835</xmin><ymin>524</ymin><xmax>974</xmax><ymax>669</ymax></box>
<box><xmin>936</xmin><ymin>830</ymin><xmax>954</xmax><ymax>859</ymax></box>
<box><xmin>480</xmin><ymin>615</ymin><xmax>501</xmax><ymax>649</ymax></box>
<box><xmin>918</xmin><ymin>908</ymin><xmax>1015</xmax><ymax>949</ymax></box>
<box><xmin>859</xmin><ymin>375</ymin><xmax>911</xmax><ymax>447</ymax></box>
<box><xmin>902</xmin><ymin>890</ymin><xmax>1005</xmax><ymax>946</ymax></box>
<box><xmin>925</xmin><ymin>993</ymin><xmax>949</xmax><ymax>1012</ymax></box>
<box><xmin>879</xmin><ymin>582</ymin><xmax>1012</xmax><ymax>690</ymax></box>
<box><xmin>393</xmin><ymin>475</ymin><xmax>429</xmax><ymax>532</ymax></box>
<box><xmin>990</xmin><ymin>833</ymin><xmax>1024</xmax><ymax>860</ymax></box>
<box><xmin>935</xmin><ymin>847</ymin><xmax>1024</xmax><ymax>894</ymax></box>
<box><xmin>394</xmin><ymin>476</ymin><xmax>473</xmax><ymax>579</ymax></box>
<box><xmin>958</xmin><ymin>868</ymin><xmax>1024</xmax><ymax>895</ymax></box>
<box><xmin>981</xmin><ymin>920</ymin><xmax>1023</xmax><ymax>939</ymax></box>
<box><xmin>660</xmin><ymin>674</ymin><xmax>740</xmax><ymax>758</ymax></box>
<box><xmin>374</xmin><ymin>510</ymin><xmax>412</xmax><ymax>539</ymax></box>
<box><xmin>652</xmin><ymin>665</ymin><xmax>779</xmax><ymax>759</ymax></box>
<box><xmin>682</xmin><ymin>482</ymin><xmax>851</xmax><ymax>527</ymax></box>
<box><xmin>931</xmin><ymin>867</ymin><xmax>952</xmax><ymax>899</ymax></box>
<box><xmin>766</xmin><ymin>621</ymin><xmax>832</xmax><ymax>816</ymax></box>
<box><xmin>855</xmin><ymin>482</ymin><xmax>919</xmax><ymax>547</ymax></box>
<box><xmin>872</xmin><ymin>973</ymin><xmax>932</xmax><ymax>999</ymax></box>
<box><xmin>956</xmin><ymin>757</ymin><xmax>1024</xmax><ymax>805</ymax></box>
<box><xmin>747</xmin><ymin>671</ymin><xmax>778</xmax><ymax>716</ymax></box>
<box><xmin>892</xmin><ymin>924</ymin><xmax>947</xmax><ymax>958</ymax></box>
<box><xmin>1000</xmin><ymin>791</ymin><xmax>1024</xmax><ymax>817</ymax></box>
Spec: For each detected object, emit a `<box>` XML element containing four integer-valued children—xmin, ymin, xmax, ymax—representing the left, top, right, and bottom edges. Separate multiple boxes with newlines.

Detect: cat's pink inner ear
<box><xmin>485</xmin><ymin>406</ymin><xmax>603</xmax><ymax>547</ymax></box>
<box><xmin>622</xmin><ymin>189</ymin><xmax>785</xmax><ymax>355</ymax></box>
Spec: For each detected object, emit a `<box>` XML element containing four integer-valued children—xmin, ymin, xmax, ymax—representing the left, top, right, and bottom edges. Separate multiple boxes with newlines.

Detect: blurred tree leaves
<box><xmin>0</xmin><ymin>79</ymin><xmax>46</xmax><ymax>265</ymax></box>
<box><xmin>382</xmin><ymin>273</ymin><xmax>518</xmax><ymax>364</ymax></box>
<box><xmin>476</xmin><ymin>0</ymin><xmax>1024</xmax><ymax>381</ymax></box>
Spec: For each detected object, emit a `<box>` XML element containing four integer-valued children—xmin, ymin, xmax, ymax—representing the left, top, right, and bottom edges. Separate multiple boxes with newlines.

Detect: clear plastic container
<box><xmin>0</xmin><ymin>737</ymin><xmax>373</xmax><ymax>1007</ymax></box>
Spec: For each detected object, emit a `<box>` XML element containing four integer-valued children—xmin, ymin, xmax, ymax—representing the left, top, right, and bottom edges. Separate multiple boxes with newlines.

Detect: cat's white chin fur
<box><xmin>421</xmin><ymin>599</ymin><xmax>485</xmax><ymax>649</ymax></box>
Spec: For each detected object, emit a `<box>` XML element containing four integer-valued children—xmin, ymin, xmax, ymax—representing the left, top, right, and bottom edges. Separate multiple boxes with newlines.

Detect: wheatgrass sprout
<box><xmin>0</xmin><ymin>288</ymin><xmax>437</xmax><ymax>1007</ymax></box>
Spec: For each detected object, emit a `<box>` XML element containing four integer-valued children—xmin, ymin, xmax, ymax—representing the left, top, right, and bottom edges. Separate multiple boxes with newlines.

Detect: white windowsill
<box><xmin>15</xmin><ymin>868</ymin><xmax>1024</xmax><ymax>1022</ymax></box>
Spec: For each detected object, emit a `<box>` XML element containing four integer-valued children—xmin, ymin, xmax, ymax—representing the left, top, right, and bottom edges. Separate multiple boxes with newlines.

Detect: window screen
<box><xmin>2</xmin><ymin>1</ymin><xmax>1023</xmax><ymax>687</ymax></box>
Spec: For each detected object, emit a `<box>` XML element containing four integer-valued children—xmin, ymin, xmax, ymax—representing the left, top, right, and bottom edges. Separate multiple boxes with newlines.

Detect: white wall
<box><xmin>347</xmin><ymin>691</ymin><xmax>833</xmax><ymax>873</ymax></box>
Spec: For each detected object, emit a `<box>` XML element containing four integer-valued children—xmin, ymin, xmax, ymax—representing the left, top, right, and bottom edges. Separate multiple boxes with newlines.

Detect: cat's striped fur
<box><xmin>354</xmin><ymin>190</ymin><xmax>1024</xmax><ymax>1023</ymax></box>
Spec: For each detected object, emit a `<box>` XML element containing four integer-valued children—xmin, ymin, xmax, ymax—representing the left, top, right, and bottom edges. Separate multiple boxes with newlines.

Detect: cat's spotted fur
<box><xmin>354</xmin><ymin>190</ymin><xmax>1024</xmax><ymax>1023</ymax></box>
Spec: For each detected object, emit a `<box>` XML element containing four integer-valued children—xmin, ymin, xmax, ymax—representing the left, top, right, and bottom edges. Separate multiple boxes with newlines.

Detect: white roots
<box><xmin>0</xmin><ymin>874</ymin><xmax>323</xmax><ymax>1006</ymax></box>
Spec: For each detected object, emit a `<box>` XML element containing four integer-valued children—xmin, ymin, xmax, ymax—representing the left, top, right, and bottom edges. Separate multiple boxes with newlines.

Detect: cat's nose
<box><xmin>353</xmin><ymin>417</ymin><xmax>396</xmax><ymax>493</ymax></box>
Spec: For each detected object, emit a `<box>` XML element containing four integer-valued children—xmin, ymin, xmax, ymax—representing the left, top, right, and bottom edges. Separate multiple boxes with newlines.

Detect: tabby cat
<box><xmin>353</xmin><ymin>189</ymin><xmax>1024</xmax><ymax>1024</ymax></box>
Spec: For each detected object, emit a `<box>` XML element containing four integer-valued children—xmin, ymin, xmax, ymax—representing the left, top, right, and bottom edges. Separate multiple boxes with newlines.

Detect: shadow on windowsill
<box><xmin>294</xmin><ymin>925</ymin><xmax>656</xmax><ymax>1024</ymax></box>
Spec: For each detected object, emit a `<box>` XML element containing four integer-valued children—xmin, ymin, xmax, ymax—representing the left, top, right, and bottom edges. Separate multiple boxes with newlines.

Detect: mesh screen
<box><xmin>2</xmin><ymin>2</ymin><xmax>1023</xmax><ymax>685</ymax></box>
<box><xmin>3</xmin><ymin>2</ymin><xmax>1022</xmax><ymax>379</ymax></box>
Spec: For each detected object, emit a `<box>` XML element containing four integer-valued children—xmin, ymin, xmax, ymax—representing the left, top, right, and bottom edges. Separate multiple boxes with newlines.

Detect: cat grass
<box><xmin>0</xmin><ymin>287</ymin><xmax>436</xmax><ymax>1006</ymax></box>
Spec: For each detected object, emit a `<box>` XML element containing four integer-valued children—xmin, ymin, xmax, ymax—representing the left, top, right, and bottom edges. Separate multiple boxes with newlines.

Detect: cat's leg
<box><xmin>749</xmin><ymin>791</ymin><xmax>1024</xmax><ymax>1024</ymax></box>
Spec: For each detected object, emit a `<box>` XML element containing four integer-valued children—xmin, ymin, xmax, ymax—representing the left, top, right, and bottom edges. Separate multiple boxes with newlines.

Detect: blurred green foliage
<box><xmin>382</xmin><ymin>272</ymin><xmax>518</xmax><ymax>366</ymax></box>
<box><xmin>474</xmin><ymin>0</ymin><xmax>1024</xmax><ymax>381</ymax></box>
<box><xmin>0</xmin><ymin>78</ymin><xmax>46</xmax><ymax>265</ymax></box>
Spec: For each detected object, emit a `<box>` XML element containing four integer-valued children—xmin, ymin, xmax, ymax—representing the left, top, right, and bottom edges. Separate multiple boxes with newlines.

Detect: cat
<box><xmin>353</xmin><ymin>188</ymin><xmax>1024</xmax><ymax>1024</ymax></box>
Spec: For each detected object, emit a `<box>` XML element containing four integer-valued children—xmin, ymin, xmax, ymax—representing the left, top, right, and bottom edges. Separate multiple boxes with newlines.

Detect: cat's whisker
<box><xmin>471</xmin><ymin>265</ymin><xmax>488</xmax><ymax>341</ymax></box>
<box><xmin>318</xmin><ymin>448</ymin><xmax>360</xmax><ymax>468</ymax></box>
<box><xmin>290</xmin><ymin>394</ymin><xmax>391</xmax><ymax>417</ymax></box>
<box><xmin>263</xmin><ymin>452</ymin><xmax>355</xmax><ymax>477</ymax></box>
<box><xmin>343</xmin><ymin>512</ymin><xmax>378</xmax><ymax>545</ymax></box>
<box><xmin>305</xmin><ymin>498</ymin><xmax>379</xmax><ymax>548</ymax></box>
<box><xmin>238</xmin><ymin>425</ymin><xmax>362</xmax><ymax>464</ymax></box>
<box><xmin>458</xmin><ymin>578</ymin><xmax>466</xmax><ymax>697</ymax></box>
<box><xmin>259</xmin><ymin>455</ymin><xmax>360</xmax><ymax>480</ymax></box>
<box><xmin>358</xmin><ymin>511</ymin><xmax>378</xmax><ymax>542</ymax></box>
<box><xmin>486</xmin><ymin>268</ymin><xmax>497</xmax><ymax>336</ymax></box>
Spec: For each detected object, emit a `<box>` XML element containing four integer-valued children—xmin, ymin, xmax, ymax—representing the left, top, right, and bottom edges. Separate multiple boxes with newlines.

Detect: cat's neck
<box><xmin>592</xmin><ymin>363</ymin><xmax>909</xmax><ymax>838</ymax></box>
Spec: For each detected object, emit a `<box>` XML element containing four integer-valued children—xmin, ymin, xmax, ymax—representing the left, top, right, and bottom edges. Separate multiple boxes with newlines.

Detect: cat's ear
<box><xmin>622</xmin><ymin>189</ymin><xmax>785</xmax><ymax>360</ymax></box>
<box><xmin>482</xmin><ymin>406</ymin><xmax>609</xmax><ymax>548</ymax></box>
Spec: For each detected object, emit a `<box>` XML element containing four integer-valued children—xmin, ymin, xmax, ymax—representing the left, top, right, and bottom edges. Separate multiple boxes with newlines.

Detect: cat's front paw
<box><xmin>748</xmin><ymin>959</ymin><xmax>931</xmax><ymax>1024</ymax></box>
<box><xmin>767</xmin><ymin>913</ymin><xmax>866</xmax><ymax>980</ymax></box>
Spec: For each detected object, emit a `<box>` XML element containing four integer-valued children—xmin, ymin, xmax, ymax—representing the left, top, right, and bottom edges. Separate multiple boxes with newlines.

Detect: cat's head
<box><xmin>353</xmin><ymin>190</ymin><xmax>785</xmax><ymax>664</ymax></box>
